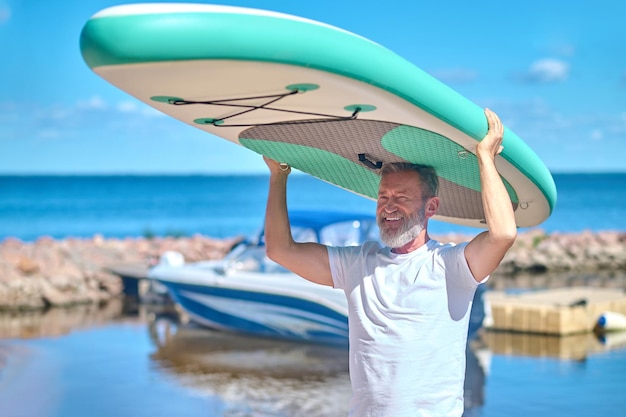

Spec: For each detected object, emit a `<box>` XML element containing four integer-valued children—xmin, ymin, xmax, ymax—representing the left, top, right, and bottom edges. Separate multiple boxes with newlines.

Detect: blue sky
<box><xmin>1</xmin><ymin>0</ymin><xmax>625</xmax><ymax>174</ymax></box>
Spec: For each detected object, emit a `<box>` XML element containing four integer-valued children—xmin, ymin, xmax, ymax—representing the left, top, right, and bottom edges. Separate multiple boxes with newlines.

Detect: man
<box><xmin>263</xmin><ymin>108</ymin><xmax>517</xmax><ymax>417</ymax></box>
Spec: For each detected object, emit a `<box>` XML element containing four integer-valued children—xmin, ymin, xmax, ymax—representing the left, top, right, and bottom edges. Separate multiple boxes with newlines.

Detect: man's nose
<box><xmin>383</xmin><ymin>200</ymin><xmax>397</xmax><ymax>212</ymax></box>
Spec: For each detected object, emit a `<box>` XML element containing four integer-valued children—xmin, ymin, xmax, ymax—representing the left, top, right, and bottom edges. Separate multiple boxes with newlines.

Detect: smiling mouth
<box><xmin>381</xmin><ymin>215</ymin><xmax>403</xmax><ymax>222</ymax></box>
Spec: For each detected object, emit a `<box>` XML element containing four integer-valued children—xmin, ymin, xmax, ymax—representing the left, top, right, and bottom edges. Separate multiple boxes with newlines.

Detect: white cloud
<box><xmin>0</xmin><ymin>102</ymin><xmax>19</xmax><ymax>122</ymax></box>
<box><xmin>0</xmin><ymin>3</ymin><xmax>10</xmax><ymax>24</ymax></box>
<box><xmin>443</xmin><ymin>96</ymin><xmax>626</xmax><ymax>171</ymax></box>
<box><xmin>141</xmin><ymin>106</ymin><xmax>165</xmax><ymax>118</ymax></box>
<box><xmin>590</xmin><ymin>129</ymin><xmax>603</xmax><ymax>141</ymax></box>
<box><xmin>48</xmin><ymin>106</ymin><xmax>72</xmax><ymax>121</ymax></box>
<box><xmin>38</xmin><ymin>129</ymin><xmax>62</xmax><ymax>139</ymax></box>
<box><xmin>117</xmin><ymin>101</ymin><xmax>138</xmax><ymax>113</ymax></box>
<box><xmin>0</xmin><ymin>98</ymin><xmax>186</xmax><ymax>146</ymax></box>
<box><xmin>606</xmin><ymin>112</ymin><xmax>626</xmax><ymax>135</ymax></box>
<box><xmin>484</xmin><ymin>97</ymin><xmax>564</xmax><ymax>131</ymax></box>
<box><xmin>77</xmin><ymin>95</ymin><xmax>107</xmax><ymax>110</ymax></box>
<box><xmin>519</xmin><ymin>58</ymin><xmax>569</xmax><ymax>83</ymax></box>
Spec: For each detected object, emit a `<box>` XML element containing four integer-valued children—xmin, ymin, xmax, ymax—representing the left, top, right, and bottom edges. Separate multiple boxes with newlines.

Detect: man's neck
<box><xmin>391</xmin><ymin>232</ymin><xmax>431</xmax><ymax>254</ymax></box>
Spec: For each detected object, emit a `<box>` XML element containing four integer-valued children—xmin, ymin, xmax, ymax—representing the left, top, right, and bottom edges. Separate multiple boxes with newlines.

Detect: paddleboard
<box><xmin>80</xmin><ymin>3</ymin><xmax>557</xmax><ymax>228</ymax></box>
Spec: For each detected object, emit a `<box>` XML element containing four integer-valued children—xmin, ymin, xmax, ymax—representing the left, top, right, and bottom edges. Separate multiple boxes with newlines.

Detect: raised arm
<box><xmin>263</xmin><ymin>156</ymin><xmax>334</xmax><ymax>286</ymax></box>
<box><xmin>464</xmin><ymin>109</ymin><xmax>518</xmax><ymax>282</ymax></box>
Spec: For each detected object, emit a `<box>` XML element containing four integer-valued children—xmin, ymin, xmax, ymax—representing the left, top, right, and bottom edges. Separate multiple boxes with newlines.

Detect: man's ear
<box><xmin>425</xmin><ymin>197</ymin><xmax>439</xmax><ymax>218</ymax></box>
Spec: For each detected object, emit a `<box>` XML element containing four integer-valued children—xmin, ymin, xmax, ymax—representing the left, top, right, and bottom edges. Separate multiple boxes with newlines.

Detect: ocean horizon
<box><xmin>1</xmin><ymin>172</ymin><xmax>624</xmax><ymax>242</ymax></box>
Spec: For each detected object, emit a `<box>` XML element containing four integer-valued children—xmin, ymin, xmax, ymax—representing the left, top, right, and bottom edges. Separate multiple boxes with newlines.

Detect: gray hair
<box><xmin>379</xmin><ymin>162</ymin><xmax>439</xmax><ymax>199</ymax></box>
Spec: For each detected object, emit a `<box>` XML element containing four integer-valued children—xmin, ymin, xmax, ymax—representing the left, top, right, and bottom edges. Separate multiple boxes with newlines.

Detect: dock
<box><xmin>106</xmin><ymin>263</ymin><xmax>150</xmax><ymax>297</ymax></box>
<box><xmin>484</xmin><ymin>287</ymin><xmax>626</xmax><ymax>335</ymax></box>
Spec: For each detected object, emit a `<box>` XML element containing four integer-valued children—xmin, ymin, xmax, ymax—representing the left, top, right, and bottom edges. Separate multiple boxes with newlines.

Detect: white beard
<box><xmin>378</xmin><ymin>208</ymin><xmax>426</xmax><ymax>249</ymax></box>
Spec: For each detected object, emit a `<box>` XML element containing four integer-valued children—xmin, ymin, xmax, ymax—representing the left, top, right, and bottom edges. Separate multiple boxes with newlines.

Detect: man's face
<box><xmin>376</xmin><ymin>170</ymin><xmax>427</xmax><ymax>248</ymax></box>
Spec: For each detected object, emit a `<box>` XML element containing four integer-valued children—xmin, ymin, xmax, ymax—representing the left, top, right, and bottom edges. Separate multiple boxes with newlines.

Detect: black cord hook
<box><xmin>358</xmin><ymin>154</ymin><xmax>383</xmax><ymax>170</ymax></box>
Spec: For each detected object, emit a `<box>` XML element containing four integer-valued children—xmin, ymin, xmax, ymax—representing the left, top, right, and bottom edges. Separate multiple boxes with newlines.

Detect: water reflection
<box><xmin>481</xmin><ymin>330</ymin><xmax>626</xmax><ymax>360</ymax></box>
<box><xmin>0</xmin><ymin>300</ymin><xmax>624</xmax><ymax>417</ymax></box>
<box><xmin>463</xmin><ymin>343</ymin><xmax>488</xmax><ymax>417</ymax></box>
<box><xmin>146</xmin><ymin>311</ymin><xmax>493</xmax><ymax>417</ymax></box>
<box><xmin>145</xmin><ymin>305</ymin><xmax>626</xmax><ymax>417</ymax></box>
<box><xmin>148</xmin><ymin>314</ymin><xmax>352</xmax><ymax>417</ymax></box>
<box><xmin>0</xmin><ymin>299</ymin><xmax>124</xmax><ymax>339</ymax></box>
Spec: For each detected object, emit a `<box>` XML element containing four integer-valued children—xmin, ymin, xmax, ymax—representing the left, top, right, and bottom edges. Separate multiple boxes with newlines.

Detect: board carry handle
<box><xmin>358</xmin><ymin>154</ymin><xmax>383</xmax><ymax>170</ymax></box>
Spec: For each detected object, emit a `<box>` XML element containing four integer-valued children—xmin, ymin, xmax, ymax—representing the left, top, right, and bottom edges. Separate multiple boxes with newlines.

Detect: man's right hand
<box><xmin>263</xmin><ymin>156</ymin><xmax>291</xmax><ymax>176</ymax></box>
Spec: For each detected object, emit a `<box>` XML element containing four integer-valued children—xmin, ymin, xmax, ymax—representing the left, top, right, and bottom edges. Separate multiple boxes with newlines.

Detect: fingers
<box><xmin>262</xmin><ymin>155</ymin><xmax>275</xmax><ymax>167</ymax></box>
<box><xmin>478</xmin><ymin>108</ymin><xmax>505</xmax><ymax>157</ymax></box>
<box><xmin>263</xmin><ymin>155</ymin><xmax>291</xmax><ymax>174</ymax></box>
<box><xmin>485</xmin><ymin>108</ymin><xmax>503</xmax><ymax>138</ymax></box>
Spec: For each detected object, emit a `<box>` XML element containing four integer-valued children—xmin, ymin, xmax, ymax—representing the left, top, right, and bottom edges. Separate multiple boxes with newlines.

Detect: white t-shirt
<box><xmin>328</xmin><ymin>239</ymin><xmax>485</xmax><ymax>417</ymax></box>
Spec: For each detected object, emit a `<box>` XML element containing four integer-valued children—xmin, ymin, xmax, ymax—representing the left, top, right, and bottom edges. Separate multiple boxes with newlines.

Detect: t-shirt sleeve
<box><xmin>328</xmin><ymin>243</ymin><xmax>374</xmax><ymax>290</ymax></box>
<box><xmin>327</xmin><ymin>245</ymin><xmax>347</xmax><ymax>290</ymax></box>
<box><xmin>440</xmin><ymin>242</ymin><xmax>488</xmax><ymax>289</ymax></box>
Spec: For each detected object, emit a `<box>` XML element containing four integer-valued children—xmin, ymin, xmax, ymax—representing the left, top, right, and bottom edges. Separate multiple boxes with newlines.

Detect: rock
<box><xmin>40</xmin><ymin>280</ymin><xmax>75</xmax><ymax>307</ymax></box>
<box><xmin>0</xmin><ymin>277</ymin><xmax>47</xmax><ymax>310</ymax></box>
<box><xmin>16</xmin><ymin>257</ymin><xmax>39</xmax><ymax>275</ymax></box>
<box><xmin>0</xmin><ymin>231</ymin><xmax>623</xmax><ymax>310</ymax></box>
<box><xmin>0</xmin><ymin>234</ymin><xmax>243</xmax><ymax>310</ymax></box>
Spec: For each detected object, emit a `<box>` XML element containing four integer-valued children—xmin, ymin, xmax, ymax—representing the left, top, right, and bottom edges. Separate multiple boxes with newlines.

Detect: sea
<box><xmin>0</xmin><ymin>173</ymin><xmax>625</xmax><ymax>417</ymax></box>
<box><xmin>0</xmin><ymin>173</ymin><xmax>625</xmax><ymax>242</ymax></box>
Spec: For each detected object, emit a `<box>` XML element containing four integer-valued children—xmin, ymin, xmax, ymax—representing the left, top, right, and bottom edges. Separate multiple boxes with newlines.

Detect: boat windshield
<box><xmin>228</xmin><ymin>246</ymin><xmax>290</xmax><ymax>274</ymax></box>
<box><xmin>318</xmin><ymin>219</ymin><xmax>379</xmax><ymax>246</ymax></box>
<box><xmin>290</xmin><ymin>219</ymin><xmax>379</xmax><ymax>246</ymax></box>
<box><xmin>230</xmin><ymin>216</ymin><xmax>380</xmax><ymax>274</ymax></box>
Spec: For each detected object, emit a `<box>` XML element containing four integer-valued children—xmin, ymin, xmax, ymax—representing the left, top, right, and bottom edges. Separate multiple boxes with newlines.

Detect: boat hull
<box><xmin>160</xmin><ymin>279</ymin><xmax>350</xmax><ymax>347</ymax></box>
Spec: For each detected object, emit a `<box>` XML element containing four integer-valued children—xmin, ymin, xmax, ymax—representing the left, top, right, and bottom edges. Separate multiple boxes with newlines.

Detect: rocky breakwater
<box><xmin>0</xmin><ymin>235</ymin><xmax>243</xmax><ymax>310</ymax></box>
<box><xmin>433</xmin><ymin>230</ymin><xmax>626</xmax><ymax>275</ymax></box>
<box><xmin>0</xmin><ymin>230</ymin><xmax>625</xmax><ymax>310</ymax></box>
<box><xmin>499</xmin><ymin>230</ymin><xmax>626</xmax><ymax>275</ymax></box>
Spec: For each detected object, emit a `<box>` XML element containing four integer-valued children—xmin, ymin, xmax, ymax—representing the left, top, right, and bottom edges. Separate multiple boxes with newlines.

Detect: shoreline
<box><xmin>0</xmin><ymin>230</ymin><xmax>625</xmax><ymax>310</ymax></box>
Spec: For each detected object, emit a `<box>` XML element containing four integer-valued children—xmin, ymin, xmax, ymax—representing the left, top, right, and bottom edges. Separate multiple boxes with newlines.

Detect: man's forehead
<box><xmin>379</xmin><ymin>171</ymin><xmax>422</xmax><ymax>191</ymax></box>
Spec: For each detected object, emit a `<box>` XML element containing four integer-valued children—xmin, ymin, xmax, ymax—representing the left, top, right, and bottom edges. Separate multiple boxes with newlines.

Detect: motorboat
<box><xmin>148</xmin><ymin>210</ymin><xmax>380</xmax><ymax>346</ymax></box>
<box><xmin>149</xmin><ymin>209</ymin><xmax>486</xmax><ymax>346</ymax></box>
